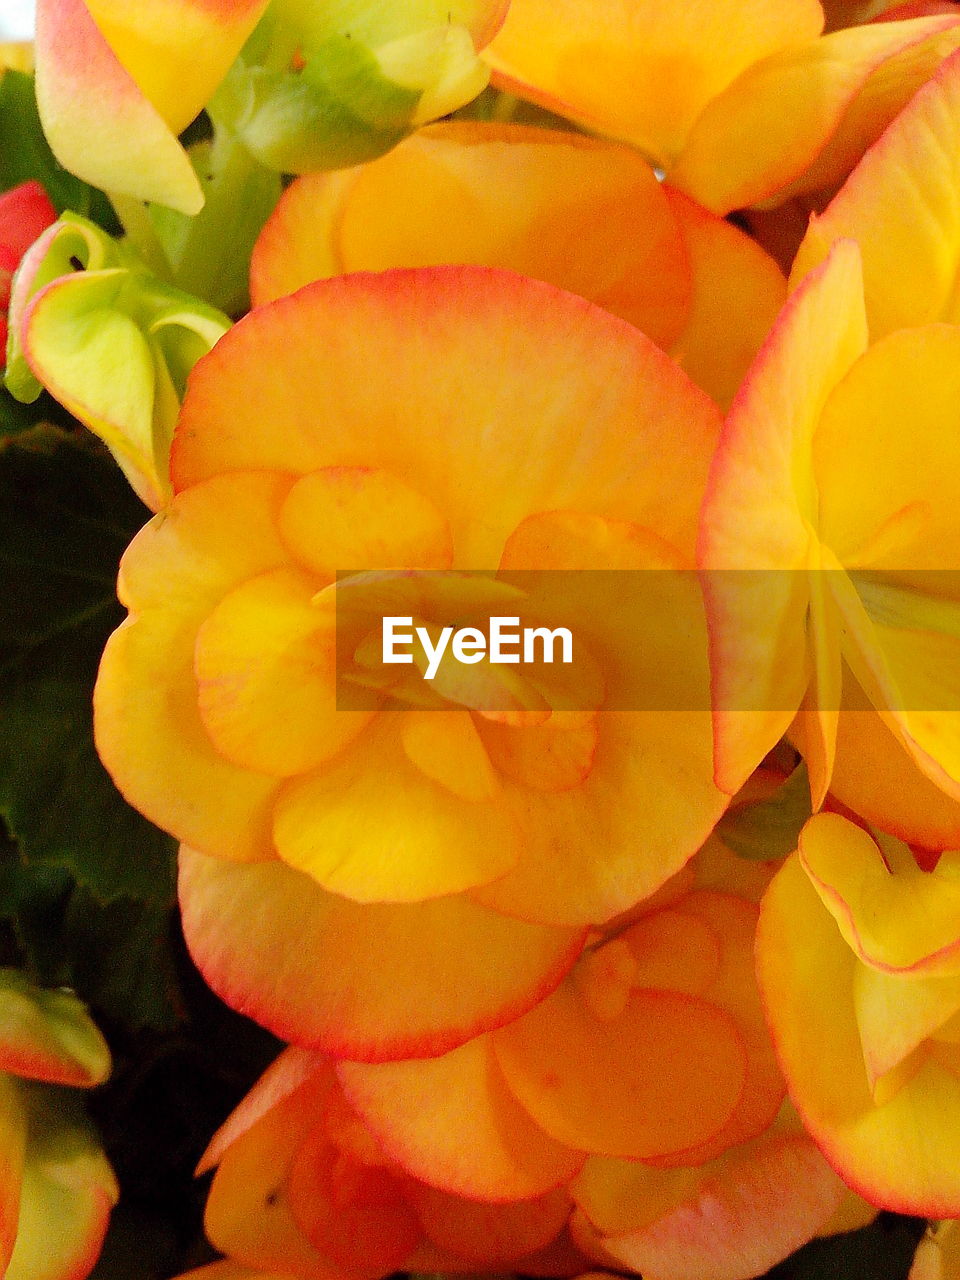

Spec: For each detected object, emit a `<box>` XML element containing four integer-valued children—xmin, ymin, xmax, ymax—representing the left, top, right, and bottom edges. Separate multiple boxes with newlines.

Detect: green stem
<box><xmin>490</xmin><ymin>90</ymin><xmax>520</xmax><ymax>123</ymax></box>
<box><xmin>107</xmin><ymin>192</ymin><xmax>174</xmax><ymax>281</ymax></box>
<box><xmin>159</xmin><ymin>128</ymin><xmax>280</xmax><ymax>314</ymax></box>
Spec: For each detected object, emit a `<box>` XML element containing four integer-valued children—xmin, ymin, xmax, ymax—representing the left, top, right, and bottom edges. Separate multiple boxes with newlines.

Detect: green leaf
<box><xmin>715</xmin><ymin>763</ymin><xmax>812</xmax><ymax>861</ymax></box>
<box><xmin>0</xmin><ymin>70</ymin><xmax>118</xmax><ymax>229</ymax></box>
<box><xmin>0</xmin><ymin>428</ymin><xmax>176</xmax><ymax>904</ymax></box>
<box><xmin>151</xmin><ymin>131</ymin><xmax>281</xmax><ymax>315</ymax></box>
<box><xmin>208</xmin><ymin>46</ymin><xmax>412</xmax><ymax>174</ymax></box>
<box><xmin>61</xmin><ymin>890</ymin><xmax>180</xmax><ymax>1033</ymax></box>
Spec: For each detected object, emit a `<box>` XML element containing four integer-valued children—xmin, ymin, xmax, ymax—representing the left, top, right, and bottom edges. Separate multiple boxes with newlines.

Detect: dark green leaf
<box><xmin>764</xmin><ymin>1213</ymin><xmax>925</xmax><ymax>1278</ymax></box>
<box><xmin>0</xmin><ymin>386</ymin><xmax>86</xmax><ymax>442</ymax></box>
<box><xmin>62</xmin><ymin>890</ymin><xmax>180</xmax><ymax>1032</ymax></box>
<box><xmin>0</xmin><ymin>429</ymin><xmax>175</xmax><ymax>904</ymax></box>
<box><xmin>716</xmin><ymin>763</ymin><xmax>812</xmax><ymax>862</ymax></box>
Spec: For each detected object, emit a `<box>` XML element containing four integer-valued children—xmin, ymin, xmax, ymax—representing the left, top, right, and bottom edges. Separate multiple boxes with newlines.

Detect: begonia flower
<box><xmin>94</xmin><ymin>266</ymin><xmax>727</xmax><ymax>1057</ymax></box>
<box><xmin>700</xmin><ymin>41</ymin><xmax>960</xmax><ymax>847</ymax></box>
<box><xmin>0</xmin><ymin>181</ymin><xmax>56</xmax><ymax>366</ymax></box>
<box><xmin>699</xmin><ymin>232</ymin><xmax>960</xmax><ymax>847</ymax></box>
<box><xmin>250</xmin><ymin>121</ymin><xmax>785</xmax><ymax>408</ymax></box>
<box><xmin>757</xmin><ymin>812</ymin><xmax>960</xmax><ymax>1213</ymax></box>
<box><xmin>5</xmin><ymin>212</ymin><xmax>230</xmax><ymax>510</ymax></box>
<box><xmin>335</xmin><ymin>886</ymin><xmax>782</xmax><ymax>1199</ymax></box>
<box><xmin>190</xmin><ymin>1045</ymin><xmax>586</xmax><ymax>1279</ymax></box>
<box><xmin>483</xmin><ymin>0</ymin><xmax>960</xmax><ymax>214</ymax></box>
<box><xmin>34</xmin><ymin>0</ymin><xmax>269</xmax><ymax>213</ymax></box>
<box><xmin>0</xmin><ymin>969</ymin><xmax>117</xmax><ymax>1280</ymax></box>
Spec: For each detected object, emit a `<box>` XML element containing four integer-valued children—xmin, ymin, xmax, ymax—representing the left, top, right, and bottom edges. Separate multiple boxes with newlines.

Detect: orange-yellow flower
<box><xmin>192</xmin><ymin>1045</ymin><xmax>585</xmax><ymax>1279</ymax></box>
<box><xmin>483</xmin><ymin>0</ymin><xmax>960</xmax><ymax>214</ymax></box>
<box><xmin>250</xmin><ymin>121</ymin><xmax>786</xmax><ymax>409</ymax></box>
<box><xmin>792</xmin><ymin>45</ymin><xmax>960</xmax><ymax>338</ymax></box>
<box><xmin>700</xmin><ymin>45</ymin><xmax>960</xmax><ymax>848</ymax></box>
<box><xmin>94</xmin><ymin>266</ymin><xmax>727</xmax><ymax>1057</ymax></box>
<box><xmin>758</xmin><ymin>812</ymin><xmax>960</xmax><ymax>1214</ymax></box>
<box><xmin>334</xmin><ymin>884</ymin><xmax>783</xmax><ymax>1200</ymax></box>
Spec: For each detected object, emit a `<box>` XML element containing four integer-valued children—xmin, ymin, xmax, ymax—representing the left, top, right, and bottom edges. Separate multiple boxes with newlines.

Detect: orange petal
<box><xmin>799</xmin><ymin>812</ymin><xmax>960</xmax><ymax>974</ymax></box>
<box><xmin>278</xmin><ymin>467</ymin><xmax>452</xmax><ymax>577</ymax></box>
<box><xmin>815</xmin><ymin>327</ymin><xmax>960</xmax><ymax>571</ymax></box>
<box><xmin>670</xmin><ymin>17</ymin><xmax>960</xmax><ymax>213</ymax></box>
<box><xmin>271</xmin><ymin>715</ymin><xmax>521</xmax><ymax>902</ymax></box>
<box><xmin>252</xmin><ymin>123</ymin><xmax>693</xmax><ymax>355</ymax></box>
<box><xmin>198</xmin><ymin>1046</ymin><xmax>327</xmax><ymax>1176</ymax></box>
<box><xmin>286</xmin><ymin>1124</ymin><xmax>423</xmax><ymax>1273</ymax></box>
<box><xmin>792</xmin><ymin>45</ymin><xmax>960</xmax><ymax>337</ymax></box>
<box><xmin>337</xmin><ymin>1035</ymin><xmax>584</xmax><ymax>1201</ymax></box>
<box><xmin>171</xmin><ymin>1265</ymin><xmax>310</xmax><ymax>1280</ymax></box>
<box><xmin>475</xmin><ymin>511</ymin><xmax>725</xmax><ymax>925</ymax></box>
<box><xmin>35</xmin><ymin>0</ymin><xmax>204</xmax><ymax>213</ymax></box>
<box><xmin>829</xmin><ymin>683</ymin><xmax>960</xmax><ymax>850</ymax></box>
<box><xmin>484</xmin><ymin>0</ymin><xmax>823</xmax><ymax>164</ymax></box>
<box><xmin>478</xmin><ymin>713</ymin><xmax>599</xmax><ymax>793</ymax></box>
<box><xmin>791</xmin><ymin>542</ymin><xmax>842</xmax><ymax>811</ymax></box>
<box><xmin>0</xmin><ymin>1077</ymin><xmax>27</xmax><ymax>1276</ymax></box>
<box><xmin>173</xmin><ymin>267</ymin><xmax>721</xmax><ymax>566</ymax></box>
<box><xmin>778</xmin><ymin>17</ymin><xmax>960</xmax><ymax>201</ymax></box>
<box><xmin>81</xmin><ymin>0</ymin><xmax>268</xmax><ymax>135</ymax></box>
<box><xmin>758</xmin><ymin>851</ymin><xmax>960</xmax><ymax>1214</ymax></box>
<box><xmin>590</xmin><ymin>1132</ymin><xmax>845</xmax><ymax>1280</ymax></box>
<box><xmin>699</xmin><ymin>239</ymin><xmax>868</xmax><ymax>795</ymax></box>
<box><xmin>179</xmin><ymin>845</ymin><xmax>584</xmax><ymax>1060</ymax></box>
<box><xmin>663</xmin><ymin>185</ymin><xmax>786</xmax><ymax>410</ymax></box>
<box><xmin>855</xmin><ymin>961</ymin><xmax>960</xmax><ymax>1087</ymax></box>
<box><xmin>407</xmin><ymin>1181</ymin><xmax>571</xmax><ymax>1265</ymax></box>
<box><xmin>94</xmin><ymin>473</ymin><xmax>292</xmax><ymax>861</ymax></box>
<box><xmin>195</xmin><ymin>567</ymin><xmax>372</xmax><ymax>778</ymax></box>
<box><xmin>645</xmin><ymin>893</ymin><xmax>784</xmax><ymax>1166</ymax></box>
<box><xmin>471</xmin><ymin>711</ymin><xmax>725</xmax><ymax>926</ymax></box>
<box><xmin>204</xmin><ymin>1062</ymin><xmax>358</xmax><ymax>1278</ymax></box>
<box><xmin>621</xmin><ymin>908</ymin><xmax>722</xmax><ymax>997</ymax></box>
<box><xmin>492</xmin><ymin>978</ymin><xmax>747</xmax><ymax>1160</ymax></box>
<box><xmin>401</xmin><ymin>710</ymin><xmax>500</xmax><ymax>802</ymax></box>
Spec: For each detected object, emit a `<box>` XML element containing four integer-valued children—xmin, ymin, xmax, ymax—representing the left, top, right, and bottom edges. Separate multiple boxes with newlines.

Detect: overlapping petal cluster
<box><xmin>250</xmin><ymin>121</ymin><xmax>786</xmax><ymax>408</ymax></box>
<box><xmin>700</xmin><ymin>37</ymin><xmax>960</xmax><ymax>1237</ymax></box>
<box><xmin>484</xmin><ymin>0</ymin><xmax>960</xmax><ymax>214</ymax></box>
<box><xmin>95</xmin><ymin>267</ymin><xmax>730</xmax><ymax>1034</ymax></box>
